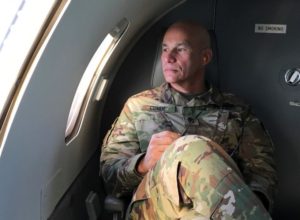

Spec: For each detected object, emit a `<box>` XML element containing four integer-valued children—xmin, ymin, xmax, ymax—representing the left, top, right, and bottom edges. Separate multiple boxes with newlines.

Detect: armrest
<box><xmin>104</xmin><ymin>195</ymin><xmax>126</xmax><ymax>220</ymax></box>
<box><xmin>104</xmin><ymin>195</ymin><xmax>125</xmax><ymax>213</ymax></box>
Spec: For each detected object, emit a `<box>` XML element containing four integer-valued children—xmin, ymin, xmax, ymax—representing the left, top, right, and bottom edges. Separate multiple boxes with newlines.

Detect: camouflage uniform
<box><xmin>100</xmin><ymin>83</ymin><xmax>277</xmax><ymax>218</ymax></box>
<box><xmin>129</xmin><ymin>135</ymin><xmax>271</xmax><ymax>219</ymax></box>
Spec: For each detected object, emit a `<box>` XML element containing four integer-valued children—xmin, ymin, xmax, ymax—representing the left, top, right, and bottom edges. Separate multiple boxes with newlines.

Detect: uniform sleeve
<box><xmin>100</xmin><ymin>99</ymin><xmax>145</xmax><ymax>197</ymax></box>
<box><xmin>237</xmin><ymin>111</ymin><xmax>278</xmax><ymax>212</ymax></box>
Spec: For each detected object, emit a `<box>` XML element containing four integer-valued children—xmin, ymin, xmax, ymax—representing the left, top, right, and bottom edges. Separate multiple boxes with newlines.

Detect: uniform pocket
<box><xmin>135</xmin><ymin>112</ymin><xmax>175</xmax><ymax>152</ymax></box>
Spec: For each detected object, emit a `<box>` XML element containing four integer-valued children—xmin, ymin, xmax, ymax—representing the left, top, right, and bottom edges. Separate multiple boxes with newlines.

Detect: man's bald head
<box><xmin>165</xmin><ymin>21</ymin><xmax>211</xmax><ymax>50</ymax></box>
<box><xmin>161</xmin><ymin>20</ymin><xmax>213</xmax><ymax>94</ymax></box>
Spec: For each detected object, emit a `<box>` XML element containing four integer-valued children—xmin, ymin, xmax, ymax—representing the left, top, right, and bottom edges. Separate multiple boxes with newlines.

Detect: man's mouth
<box><xmin>164</xmin><ymin>68</ymin><xmax>178</xmax><ymax>73</ymax></box>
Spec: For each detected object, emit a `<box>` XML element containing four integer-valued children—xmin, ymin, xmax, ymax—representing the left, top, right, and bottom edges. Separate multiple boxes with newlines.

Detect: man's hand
<box><xmin>137</xmin><ymin>131</ymin><xmax>180</xmax><ymax>174</ymax></box>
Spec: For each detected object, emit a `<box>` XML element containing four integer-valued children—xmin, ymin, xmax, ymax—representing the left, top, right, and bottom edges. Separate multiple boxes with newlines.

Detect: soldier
<box><xmin>100</xmin><ymin>21</ymin><xmax>277</xmax><ymax>219</ymax></box>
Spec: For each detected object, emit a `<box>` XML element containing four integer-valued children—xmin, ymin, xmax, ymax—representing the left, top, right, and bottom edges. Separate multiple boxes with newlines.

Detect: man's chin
<box><xmin>163</xmin><ymin>74</ymin><xmax>178</xmax><ymax>83</ymax></box>
<box><xmin>165</xmin><ymin>78</ymin><xmax>177</xmax><ymax>84</ymax></box>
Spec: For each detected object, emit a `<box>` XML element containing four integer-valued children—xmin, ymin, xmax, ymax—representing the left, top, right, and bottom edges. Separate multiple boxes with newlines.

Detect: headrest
<box><xmin>151</xmin><ymin>42</ymin><xmax>164</xmax><ymax>88</ymax></box>
<box><xmin>150</xmin><ymin>30</ymin><xmax>219</xmax><ymax>88</ymax></box>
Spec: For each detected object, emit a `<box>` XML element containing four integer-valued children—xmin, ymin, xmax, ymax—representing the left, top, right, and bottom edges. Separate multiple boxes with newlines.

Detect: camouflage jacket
<box><xmin>100</xmin><ymin>83</ymin><xmax>277</xmax><ymax>210</ymax></box>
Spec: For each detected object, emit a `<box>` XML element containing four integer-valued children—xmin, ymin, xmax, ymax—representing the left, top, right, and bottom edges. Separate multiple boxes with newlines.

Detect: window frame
<box><xmin>65</xmin><ymin>18</ymin><xmax>129</xmax><ymax>144</ymax></box>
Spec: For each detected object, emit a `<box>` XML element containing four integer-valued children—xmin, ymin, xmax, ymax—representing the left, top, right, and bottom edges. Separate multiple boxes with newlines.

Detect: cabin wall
<box><xmin>216</xmin><ymin>1</ymin><xmax>300</xmax><ymax>218</ymax></box>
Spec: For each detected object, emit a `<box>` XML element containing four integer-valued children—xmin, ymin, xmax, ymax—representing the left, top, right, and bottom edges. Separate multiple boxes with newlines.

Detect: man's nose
<box><xmin>162</xmin><ymin>51</ymin><xmax>176</xmax><ymax>63</ymax></box>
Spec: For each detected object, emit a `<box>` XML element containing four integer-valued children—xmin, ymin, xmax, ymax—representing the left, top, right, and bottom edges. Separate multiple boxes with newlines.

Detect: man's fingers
<box><xmin>143</xmin><ymin>131</ymin><xmax>181</xmax><ymax>172</ymax></box>
<box><xmin>151</xmin><ymin>135</ymin><xmax>178</xmax><ymax>146</ymax></box>
<box><xmin>155</xmin><ymin>144</ymin><xmax>171</xmax><ymax>152</ymax></box>
<box><xmin>155</xmin><ymin>130</ymin><xmax>180</xmax><ymax>138</ymax></box>
<box><xmin>153</xmin><ymin>131</ymin><xmax>181</xmax><ymax>142</ymax></box>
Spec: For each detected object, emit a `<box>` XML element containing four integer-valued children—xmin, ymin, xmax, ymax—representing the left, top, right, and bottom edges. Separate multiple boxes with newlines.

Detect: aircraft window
<box><xmin>65</xmin><ymin>18</ymin><xmax>129</xmax><ymax>144</ymax></box>
<box><xmin>0</xmin><ymin>0</ymin><xmax>65</xmax><ymax>126</ymax></box>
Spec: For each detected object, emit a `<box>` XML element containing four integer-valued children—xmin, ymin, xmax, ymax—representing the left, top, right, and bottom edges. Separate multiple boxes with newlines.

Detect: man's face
<box><xmin>161</xmin><ymin>26</ymin><xmax>204</xmax><ymax>89</ymax></box>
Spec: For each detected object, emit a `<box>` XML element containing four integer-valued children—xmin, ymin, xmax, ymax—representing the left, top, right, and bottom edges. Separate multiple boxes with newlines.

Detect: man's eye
<box><xmin>177</xmin><ymin>47</ymin><xmax>187</xmax><ymax>52</ymax></box>
<box><xmin>162</xmin><ymin>47</ymin><xmax>168</xmax><ymax>52</ymax></box>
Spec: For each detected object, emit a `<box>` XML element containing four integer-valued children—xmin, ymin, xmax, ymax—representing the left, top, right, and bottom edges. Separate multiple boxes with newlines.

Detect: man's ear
<box><xmin>202</xmin><ymin>48</ymin><xmax>213</xmax><ymax>66</ymax></box>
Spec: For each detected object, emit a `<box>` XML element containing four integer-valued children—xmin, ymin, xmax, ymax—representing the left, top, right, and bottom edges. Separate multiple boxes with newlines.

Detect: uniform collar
<box><xmin>159</xmin><ymin>83</ymin><xmax>223</xmax><ymax>106</ymax></box>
